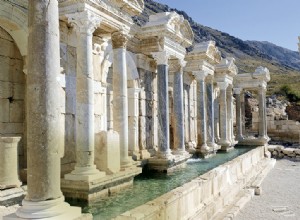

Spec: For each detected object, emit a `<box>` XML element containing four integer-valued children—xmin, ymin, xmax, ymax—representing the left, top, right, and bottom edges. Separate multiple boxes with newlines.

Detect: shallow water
<box><xmin>78</xmin><ymin>147</ymin><xmax>251</xmax><ymax>219</ymax></box>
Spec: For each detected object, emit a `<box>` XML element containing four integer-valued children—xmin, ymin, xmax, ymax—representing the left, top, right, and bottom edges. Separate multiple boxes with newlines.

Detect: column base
<box><xmin>147</xmin><ymin>153</ymin><xmax>191</xmax><ymax>172</ymax></box>
<box><xmin>64</xmin><ymin>166</ymin><xmax>105</xmax><ymax>182</ymax></box>
<box><xmin>3</xmin><ymin>197</ymin><xmax>85</xmax><ymax>220</ymax></box>
<box><xmin>0</xmin><ymin>187</ymin><xmax>26</xmax><ymax>206</ymax></box>
<box><xmin>195</xmin><ymin>144</ymin><xmax>215</xmax><ymax>158</ymax></box>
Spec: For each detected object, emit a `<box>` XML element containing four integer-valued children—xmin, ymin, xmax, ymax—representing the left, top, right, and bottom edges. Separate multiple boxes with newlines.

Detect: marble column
<box><xmin>206</xmin><ymin>76</ymin><xmax>217</xmax><ymax>150</ymax></box>
<box><xmin>195</xmin><ymin>73</ymin><xmax>210</xmax><ymax>153</ymax></box>
<box><xmin>241</xmin><ymin>92</ymin><xmax>246</xmax><ymax>136</ymax></box>
<box><xmin>258</xmin><ymin>86</ymin><xmax>268</xmax><ymax>139</ymax></box>
<box><xmin>7</xmin><ymin>1</ymin><xmax>81</xmax><ymax>219</ymax></box>
<box><xmin>214</xmin><ymin>88</ymin><xmax>220</xmax><ymax>142</ymax></box>
<box><xmin>227</xmin><ymin>85</ymin><xmax>234</xmax><ymax>144</ymax></box>
<box><xmin>173</xmin><ymin>61</ymin><xmax>186</xmax><ymax>154</ymax></box>
<box><xmin>234</xmin><ymin>88</ymin><xmax>243</xmax><ymax>141</ymax></box>
<box><xmin>217</xmin><ymin>82</ymin><xmax>231</xmax><ymax>149</ymax></box>
<box><xmin>65</xmin><ymin>11</ymin><xmax>104</xmax><ymax>181</ymax></box>
<box><xmin>0</xmin><ymin>137</ymin><xmax>21</xmax><ymax>189</ymax></box>
<box><xmin>152</xmin><ymin>51</ymin><xmax>173</xmax><ymax>159</ymax></box>
<box><xmin>128</xmin><ymin>88</ymin><xmax>141</xmax><ymax>156</ymax></box>
<box><xmin>112</xmin><ymin>31</ymin><xmax>132</xmax><ymax>168</ymax></box>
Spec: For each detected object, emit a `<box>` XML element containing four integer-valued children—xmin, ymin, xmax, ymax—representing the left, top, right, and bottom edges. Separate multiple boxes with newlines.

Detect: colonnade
<box><xmin>0</xmin><ymin>1</ymin><xmax>270</xmax><ymax>218</ymax></box>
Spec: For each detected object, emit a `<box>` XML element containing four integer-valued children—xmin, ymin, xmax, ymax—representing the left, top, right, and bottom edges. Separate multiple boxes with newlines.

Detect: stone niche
<box><xmin>0</xmin><ymin>26</ymin><xmax>25</xmax><ymax>169</ymax></box>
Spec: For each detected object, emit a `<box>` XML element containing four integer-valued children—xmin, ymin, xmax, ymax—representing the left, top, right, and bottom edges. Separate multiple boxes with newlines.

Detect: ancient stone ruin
<box><xmin>0</xmin><ymin>0</ymin><xmax>279</xmax><ymax>219</ymax></box>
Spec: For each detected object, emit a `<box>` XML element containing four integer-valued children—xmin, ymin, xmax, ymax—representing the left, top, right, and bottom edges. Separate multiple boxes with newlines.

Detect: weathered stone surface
<box><xmin>95</xmin><ymin>130</ymin><xmax>120</xmax><ymax>174</ymax></box>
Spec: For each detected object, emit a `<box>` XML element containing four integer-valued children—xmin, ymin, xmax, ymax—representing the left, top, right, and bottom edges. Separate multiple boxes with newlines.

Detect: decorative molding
<box><xmin>66</xmin><ymin>10</ymin><xmax>101</xmax><ymax>35</ymax></box>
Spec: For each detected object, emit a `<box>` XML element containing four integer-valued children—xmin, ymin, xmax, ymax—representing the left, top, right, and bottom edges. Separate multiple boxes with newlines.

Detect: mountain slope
<box><xmin>133</xmin><ymin>0</ymin><xmax>300</xmax><ymax>95</ymax></box>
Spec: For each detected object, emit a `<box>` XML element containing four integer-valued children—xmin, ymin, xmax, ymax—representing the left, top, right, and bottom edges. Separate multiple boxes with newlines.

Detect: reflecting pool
<box><xmin>74</xmin><ymin>147</ymin><xmax>251</xmax><ymax>219</ymax></box>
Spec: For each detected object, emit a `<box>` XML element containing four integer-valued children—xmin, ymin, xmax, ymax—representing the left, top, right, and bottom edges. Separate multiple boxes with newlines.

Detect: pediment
<box><xmin>143</xmin><ymin>12</ymin><xmax>194</xmax><ymax>47</ymax></box>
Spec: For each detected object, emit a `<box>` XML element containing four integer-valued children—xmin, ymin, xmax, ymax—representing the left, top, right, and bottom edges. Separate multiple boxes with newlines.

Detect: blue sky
<box><xmin>155</xmin><ymin>0</ymin><xmax>299</xmax><ymax>51</ymax></box>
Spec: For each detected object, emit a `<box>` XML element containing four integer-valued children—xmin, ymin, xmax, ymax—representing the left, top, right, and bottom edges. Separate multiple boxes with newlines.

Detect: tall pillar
<box><xmin>217</xmin><ymin>82</ymin><xmax>231</xmax><ymax>149</ymax></box>
<box><xmin>173</xmin><ymin>61</ymin><xmax>186</xmax><ymax>154</ymax></box>
<box><xmin>227</xmin><ymin>85</ymin><xmax>234</xmax><ymax>144</ymax></box>
<box><xmin>234</xmin><ymin>88</ymin><xmax>243</xmax><ymax>141</ymax></box>
<box><xmin>206</xmin><ymin>76</ymin><xmax>218</xmax><ymax>150</ymax></box>
<box><xmin>65</xmin><ymin>11</ymin><xmax>104</xmax><ymax>181</ymax></box>
<box><xmin>6</xmin><ymin>1</ymin><xmax>82</xmax><ymax>219</ymax></box>
<box><xmin>128</xmin><ymin>88</ymin><xmax>141</xmax><ymax>156</ymax></box>
<box><xmin>241</xmin><ymin>92</ymin><xmax>246</xmax><ymax>136</ymax></box>
<box><xmin>195</xmin><ymin>73</ymin><xmax>210</xmax><ymax>154</ymax></box>
<box><xmin>111</xmin><ymin>30</ymin><xmax>132</xmax><ymax>168</ymax></box>
<box><xmin>258</xmin><ymin>86</ymin><xmax>268</xmax><ymax>139</ymax></box>
<box><xmin>214</xmin><ymin>88</ymin><xmax>220</xmax><ymax>142</ymax></box>
<box><xmin>151</xmin><ymin>51</ymin><xmax>173</xmax><ymax>159</ymax></box>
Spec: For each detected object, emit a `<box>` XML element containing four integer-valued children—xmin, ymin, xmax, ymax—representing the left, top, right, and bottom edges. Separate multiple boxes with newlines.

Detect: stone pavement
<box><xmin>235</xmin><ymin>159</ymin><xmax>300</xmax><ymax>220</ymax></box>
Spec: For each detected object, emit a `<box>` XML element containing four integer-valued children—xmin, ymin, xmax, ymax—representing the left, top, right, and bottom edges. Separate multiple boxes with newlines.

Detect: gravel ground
<box><xmin>235</xmin><ymin>159</ymin><xmax>300</xmax><ymax>220</ymax></box>
<box><xmin>0</xmin><ymin>205</ymin><xmax>19</xmax><ymax>219</ymax></box>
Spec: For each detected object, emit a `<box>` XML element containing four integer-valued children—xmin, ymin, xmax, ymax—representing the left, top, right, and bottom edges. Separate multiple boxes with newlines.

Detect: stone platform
<box><xmin>61</xmin><ymin>166</ymin><xmax>142</xmax><ymax>203</ymax></box>
<box><xmin>0</xmin><ymin>187</ymin><xmax>26</xmax><ymax>207</ymax></box>
<box><xmin>115</xmin><ymin>146</ymin><xmax>275</xmax><ymax>220</ymax></box>
<box><xmin>146</xmin><ymin>153</ymin><xmax>191</xmax><ymax>173</ymax></box>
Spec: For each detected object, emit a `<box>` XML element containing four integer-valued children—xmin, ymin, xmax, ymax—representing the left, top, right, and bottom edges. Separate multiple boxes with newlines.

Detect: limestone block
<box><xmin>62</xmin><ymin>114</ymin><xmax>76</xmax><ymax>164</ymax></box>
<box><xmin>128</xmin><ymin>116</ymin><xmax>139</xmax><ymax>154</ymax></box>
<box><xmin>139</xmin><ymin>99</ymin><xmax>146</xmax><ymax>116</ymax></box>
<box><xmin>128</xmin><ymin>98</ymin><xmax>139</xmax><ymax>117</ymax></box>
<box><xmin>12</xmin><ymin>83</ymin><xmax>25</xmax><ymax>100</ymax></box>
<box><xmin>139</xmin><ymin>116</ymin><xmax>147</xmax><ymax>149</ymax></box>
<box><xmin>65</xmin><ymin>75</ymin><xmax>76</xmax><ymax>114</ymax></box>
<box><xmin>0</xmin><ymin>81</ymin><xmax>12</xmax><ymax>98</ymax></box>
<box><xmin>0</xmin><ymin>136</ymin><xmax>22</xmax><ymax>189</ymax></box>
<box><xmin>95</xmin><ymin>130</ymin><xmax>120</xmax><ymax>174</ymax></box>
<box><xmin>0</xmin><ymin>123</ymin><xmax>23</xmax><ymax>134</ymax></box>
<box><xmin>0</xmin><ymin>56</ymin><xmax>11</xmax><ymax>81</ymax></box>
<box><xmin>66</xmin><ymin>46</ymin><xmax>77</xmax><ymax>77</ymax></box>
<box><xmin>0</xmin><ymin>38</ymin><xmax>14</xmax><ymax>57</ymax></box>
<box><xmin>9</xmin><ymin>100</ymin><xmax>24</xmax><ymax>123</ymax></box>
<box><xmin>0</xmin><ymin>99</ymin><xmax>9</xmax><ymax>122</ymax></box>
<box><xmin>11</xmin><ymin>60</ymin><xmax>24</xmax><ymax>84</ymax></box>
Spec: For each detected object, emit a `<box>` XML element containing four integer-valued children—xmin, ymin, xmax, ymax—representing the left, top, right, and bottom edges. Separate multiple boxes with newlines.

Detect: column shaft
<box><xmin>157</xmin><ymin>64</ymin><xmax>172</xmax><ymax>158</ymax></box>
<box><xmin>197</xmin><ymin>79</ymin><xmax>208</xmax><ymax>150</ymax></box>
<box><xmin>173</xmin><ymin>72</ymin><xmax>185</xmax><ymax>152</ymax></box>
<box><xmin>218</xmin><ymin>82</ymin><xmax>231</xmax><ymax>148</ymax></box>
<box><xmin>206</xmin><ymin>80</ymin><xmax>216</xmax><ymax>148</ymax></box>
<box><xmin>227</xmin><ymin>88</ymin><xmax>233</xmax><ymax>143</ymax></box>
<box><xmin>113</xmin><ymin>44</ymin><xmax>131</xmax><ymax>167</ymax></box>
<box><xmin>26</xmin><ymin>0</ymin><xmax>62</xmax><ymax>200</ymax></box>
<box><xmin>76</xmin><ymin>32</ymin><xmax>95</xmax><ymax>167</ymax></box>
<box><xmin>258</xmin><ymin>87</ymin><xmax>267</xmax><ymax>138</ymax></box>
<box><xmin>235</xmin><ymin>90</ymin><xmax>243</xmax><ymax>140</ymax></box>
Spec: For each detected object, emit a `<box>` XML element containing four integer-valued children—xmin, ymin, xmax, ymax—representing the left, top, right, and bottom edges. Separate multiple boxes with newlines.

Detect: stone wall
<box><xmin>268</xmin><ymin>145</ymin><xmax>300</xmax><ymax>159</ymax></box>
<box><xmin>0</xmin><ymin>27</ymin><xmax>25</xmax><ymax>168</ymax></box>
<box><xmin>115</xmin><ymin>146</ymin><xmax>275</xmax><ymax>220</ymax></box>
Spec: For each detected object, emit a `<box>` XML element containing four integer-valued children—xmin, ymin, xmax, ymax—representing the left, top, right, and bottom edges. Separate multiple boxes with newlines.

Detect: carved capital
<box><xmin>217</xmin><ymin>82</ymin><xmax>229</xmax><ymax>90</ymax></box>
<box><xmin>169</xmin><ymin>59</ymin><xmax>186</xmax><ymax>73</ymax></box>
<box><xmin>111</xmin><ymin>30</ymin><xmax>129</xmax><ymax>49</ymax></box>
<box><xmin>233</xmin><ymin>88</ymin><xmax>243</xmax><ymax>95</ymax></box>
<box><xmin>151</xmin><ymin>51</ymin><xmax>170</xmax><ymax>65</ymax></box>
<box><xmin>66</xmin><ymin>11</ymin><xmax>101</xmax><ymax>35</ymax></box>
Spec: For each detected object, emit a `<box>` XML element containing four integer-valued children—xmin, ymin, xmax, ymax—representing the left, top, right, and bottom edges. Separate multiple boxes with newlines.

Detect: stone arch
<box><xmin>0</xmin><ymin>25</ymin><xmax>26</xmax><ymax>173</ymax></box>
<box><xmin>0</xmin><ymin>1</ymin><xmax>28</xmax><ymax>56</ymax></box>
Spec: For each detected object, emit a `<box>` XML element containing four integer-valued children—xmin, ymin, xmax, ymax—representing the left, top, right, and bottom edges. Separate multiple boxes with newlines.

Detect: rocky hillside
<box><xmin>133</xmin><ymin>0</ymin><xmax>300</xmax><ymax>95</ymax></box>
